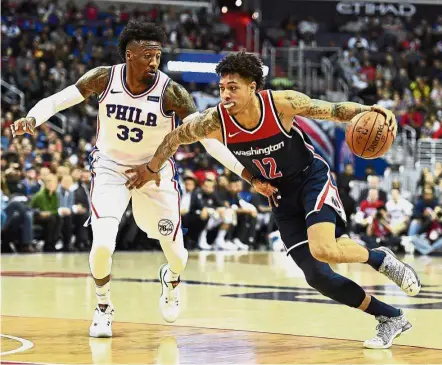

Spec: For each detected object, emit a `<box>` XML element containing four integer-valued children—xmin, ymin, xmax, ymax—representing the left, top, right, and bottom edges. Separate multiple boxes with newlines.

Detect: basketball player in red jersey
<box><xmin>126</xmin><ymin>51</ymin><xmax>421</xmax><ymax>349</ymax></box>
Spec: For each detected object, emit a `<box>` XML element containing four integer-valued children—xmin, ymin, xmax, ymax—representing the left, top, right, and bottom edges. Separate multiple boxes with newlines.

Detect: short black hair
<box><xmin>117</xmin><ymin>21</ymin><xmax>167</xmax><ymax>61</ymax></box>
<box><xmin>215</xmin><ymin>50</ymin><xmax>265</xmax><ymax>90</ymax></box>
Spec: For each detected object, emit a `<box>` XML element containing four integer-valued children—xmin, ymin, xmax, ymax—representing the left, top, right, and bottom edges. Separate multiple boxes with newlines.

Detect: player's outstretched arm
<box><xmin>272</xmin><ymin>90</ymin><xmax>397</xmax><ymax>135</ymax></box>
<box><xmin>10</xmin><ymin>67</ymin><xmax>110</xmax><ymax>137</ymax></box>
<box><xmin>150</xmin><ymin>107</ymin><xmax>222</xmax><ymax>171</ymax></box>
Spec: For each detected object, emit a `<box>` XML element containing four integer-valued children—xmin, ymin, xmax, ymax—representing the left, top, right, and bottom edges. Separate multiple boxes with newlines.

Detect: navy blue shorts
<box><xmin>272</xmin><ymin>157</ymin><xmax>347</xmax><ymax>254</ymax></box>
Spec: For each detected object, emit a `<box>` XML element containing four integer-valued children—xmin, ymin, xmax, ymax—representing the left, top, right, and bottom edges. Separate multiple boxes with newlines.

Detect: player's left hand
<box><xmin>251</xmin><ymin>176</ymin><xmax>281</xmax><ymax>208</ymax></box>
<box><xmin>125</xmin><ymin>163</ymin><xmax>161</xmax><ymax>190</ymax></box>
<box><xmin>371</xmin><ymin>104</ymin><xmax>397</xmax><ymax>138</ymax></box>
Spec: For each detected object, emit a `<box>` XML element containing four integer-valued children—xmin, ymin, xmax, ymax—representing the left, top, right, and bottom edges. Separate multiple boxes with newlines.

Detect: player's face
<box><xmin>219</xmin><ymin>73</ymin><xmax>256</xmax><ymax>116</ymax></box>
<box><xmin>126</xmin><ymin>41</ymin><xmax>162</xmax><ymax>84</ymax></box>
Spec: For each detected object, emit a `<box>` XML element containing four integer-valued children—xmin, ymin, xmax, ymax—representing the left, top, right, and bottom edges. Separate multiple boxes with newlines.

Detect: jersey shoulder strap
<box><xmin>259</xmin><ymin>89</ymin><xmax>291</xmax><ymax>138</ymax></box>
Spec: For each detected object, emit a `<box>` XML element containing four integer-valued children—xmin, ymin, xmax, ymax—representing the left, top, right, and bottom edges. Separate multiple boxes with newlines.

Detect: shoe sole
<box><xmin>89</xmin><ymin>330</ymin><xmax>112</xmax><ymax>338</ymax></box>
<box><xmin>374</xmin><ymin>247</ymin><xmax>421</xmax><ymax>296</ymax></box>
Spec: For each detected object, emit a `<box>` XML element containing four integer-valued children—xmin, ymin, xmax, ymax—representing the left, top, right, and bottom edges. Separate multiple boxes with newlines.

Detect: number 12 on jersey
<box><xmin>252</xmin><ymin>158</ymin><xmax>282</xmax><ymax>179</ymax></box>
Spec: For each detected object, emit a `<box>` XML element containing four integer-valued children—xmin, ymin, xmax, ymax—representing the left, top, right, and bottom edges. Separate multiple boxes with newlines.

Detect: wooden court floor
<box><xmin>1</xmin><ymin>251</ymin><xmax>442</xmax><ymax>364</ymax></box>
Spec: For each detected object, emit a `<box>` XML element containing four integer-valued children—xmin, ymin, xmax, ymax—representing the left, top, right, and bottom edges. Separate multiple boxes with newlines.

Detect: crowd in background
<box><xmin>1</xmin><ymin>1</ymin><xmax>441</xmax><ymax>254</ymax></box>
<box><xmin>277</xmin><ymin>13</ymin><xmax>442</xmax><ymax>139</ymax></box>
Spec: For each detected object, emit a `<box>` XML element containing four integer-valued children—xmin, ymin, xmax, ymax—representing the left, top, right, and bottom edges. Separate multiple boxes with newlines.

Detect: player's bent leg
<box><xmin>307</xmin><ymin>210</ymin><xmax>421</xmax><ymax>296</ymax></box>
<box><xmin>131</xmin><ymin>171</ymin><xmax>184</xmax><ymax>323</ymax></box>
<box><xmin>89</xmin><ymin>217</ymin><xmax>119</xmax><ymax>338</ymax></box>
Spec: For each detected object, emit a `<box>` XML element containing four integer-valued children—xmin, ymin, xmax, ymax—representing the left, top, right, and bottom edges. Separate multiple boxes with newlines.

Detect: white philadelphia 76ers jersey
<box><xmin>95</xmin><ymin>63</ymin><xmax>175</xmax><ymax>165</ymax></box>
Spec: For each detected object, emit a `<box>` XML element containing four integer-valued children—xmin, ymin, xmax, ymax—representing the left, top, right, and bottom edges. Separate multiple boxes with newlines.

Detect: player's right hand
<box><xmin>125</xmin><ymin>163</ymin><xmax>161</xmax><ymax>190</ymax></box>
<box><xmin>251</xmin><ymin>176</ymin><xmax>281</xmax><ymax>208</ymax></box>
<box><xmin>10</xmin><ymin>117</ymin><xmax>36</xmax><ymax>137</ymax></box>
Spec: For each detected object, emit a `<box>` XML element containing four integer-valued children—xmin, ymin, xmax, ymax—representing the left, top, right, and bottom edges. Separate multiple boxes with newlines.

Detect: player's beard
<box><xmin>141</xmin><ymin>70</ymin><xmax>157</xmax><ymax>85</ymax></box>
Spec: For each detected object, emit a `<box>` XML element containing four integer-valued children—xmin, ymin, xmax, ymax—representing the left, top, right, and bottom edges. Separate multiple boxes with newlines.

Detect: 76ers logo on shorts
<box><xmin>158</xmin><ymin>219</ymin><xmax>174</xmax><ymax>236</ymax></box>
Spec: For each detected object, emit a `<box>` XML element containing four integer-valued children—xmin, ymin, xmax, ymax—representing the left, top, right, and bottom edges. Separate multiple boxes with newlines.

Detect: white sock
<box><xmin>96</xmin><ymin>282</ymin><xmax>111</xmax><ymax>305</ymax></box>
<box><xmin>217</xmin><ymin>229</ymin><xmax>227</xmax><ymax>240</ymax></box>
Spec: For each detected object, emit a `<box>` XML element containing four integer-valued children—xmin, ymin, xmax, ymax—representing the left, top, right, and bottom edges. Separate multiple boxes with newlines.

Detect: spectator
<box><xmin>358</xmin><ymin>175</ymin><xmax>387</xmax><ymax>204</ymax></box>
<box><xmin>227</xmin><ymin>178</ymin><xmax>257</xmax><ymax>250</ymax></box>
<box><xmin>1</xmin><ymin>182</ymin><xmax>35</xmax><ymax>253</ymax></box>
<box><xmin>180</xmin><ymin>174</ymin><xmax>198</xmax><ymax>247</ymax></box>
<box><xmin>365</xmin><ymin>206</ymin><xmax>401</xmax><ymax>250</ymax></box>
<box><xmin>30</xmin><ymin>173</ymin><xmax>61</xmax><ymax>251</ymax></box>
<box><xmin>377</xmin><ymin>90</ymin><xmax>395</xmax><ymax>110</ymax></box>
<box><xmin>400</xmin><ymin>106</ymin><xmax>424</xmax><ymax>136</ymax></box>
<box><xmin>408</xmin><ymin>187</ymin><xmax>439</xmax><ymax>237</ymax></box>
<box><xmin>354</xmin><ymin>189</ymin><xmax>384</xmax><ymax>233</ymax></box>
<box><xmin>410</xmin><ymin>77</ymin><xmax>431</xmax><ymax>103</ymax></box>
<box><xmin>190</xmin><ymin>178</ymin><xmax>233</xmax><ymax>250</ymax></box>
<box><xmin>58</xmin><ymin>174</ymin><xmax>75</xmax><ymax>251</ymax></box>
<box><xmin>22</xmin><ymin>167</ymin><xmax>41</xmax><ymax>197</ymax></box>
<box><xmin>386</xmin><ymin>188</ymin><xmax>413</xmax><ymax>236</ymax></box>
<box><xmin>338</xmin><ymin>163</ymin><xmax>355</xmax><ymax>191</ymax></box>
<box><xmin>71</xmin><ymin>169</ymin><xmax>91</xmax><ymax>250</ymax></box>
<box><xmin>360</xmin><ymin>60</ymin><xmax>376</xmax><ymax>85</ymax></box>
<box><xmin>339</xmin><ymin>185</ymin><xmax>357</xmax><ymax>233</ymax></box>
<box><xmin>412</xmin><ymin>206</ymin><xmax>442</xmax><ymax>255</ymax></box>
<box><xmin>298</xmin><ymin>16</ymin><xmax>318</xmax><ymax>46</ymax></box>
<box><xmin>348</xmin><ymin>33</ymin><xmax>369</xmax><ymax>50</ymax></box>
<box><xmin>430</xmin><ymin>78</ymin><xmax>442</xmax><ymax>108</ymax></box>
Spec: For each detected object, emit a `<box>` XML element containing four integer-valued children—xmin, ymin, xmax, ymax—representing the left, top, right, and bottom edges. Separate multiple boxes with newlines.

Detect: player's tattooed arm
<box><xmin>75</xmin><ymin>66</ymin><xmax>111</xmax><ymax>99</ymax></box>
<box><xmin>149</xmin><ymin>107</ymin><xmax>222</xmax><ymax>171</ymax></box>
<box><xmin>307</xmin><ymin>99</ymin><xmax>371</xmax><ymax>122</ymax></box>
<box><xmin>273</xmin><ymin>90</ymin><xmax>371</xmax><ymax>124</ymax></box>
<box><xmin>163</xmin><ymin>80</ymin><xmax>198</xmax><ymax>120</ymax></box>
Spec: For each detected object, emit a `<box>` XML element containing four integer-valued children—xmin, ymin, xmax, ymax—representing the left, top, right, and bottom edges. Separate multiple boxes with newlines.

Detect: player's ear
<box><xmin>126</xmin><ymin>49</ymin><xmax>132</xmax><ymax>61</ymax></box>
<box><xmin>250</xmin><ymin>81</ymin><xmax>257</xmax><ymax>93</ymax></box>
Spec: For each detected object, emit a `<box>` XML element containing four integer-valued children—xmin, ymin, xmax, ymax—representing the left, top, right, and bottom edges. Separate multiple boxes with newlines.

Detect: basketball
<box><xmin>345</xmin><ymin>111</ymin><xmax>394</xmax><ymax>159</ymax></box>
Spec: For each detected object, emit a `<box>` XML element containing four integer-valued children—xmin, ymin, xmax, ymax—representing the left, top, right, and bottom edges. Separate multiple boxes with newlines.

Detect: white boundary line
<box><xmin>0</xmin><ymin>334</ymin><xmax>34</xmax><ymax>356</ymax></box>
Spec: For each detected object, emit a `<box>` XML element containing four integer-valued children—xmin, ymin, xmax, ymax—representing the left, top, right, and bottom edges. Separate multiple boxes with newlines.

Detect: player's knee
<box><xmin>309</xmin><ymin>240</ymin><xmax>339</xmax><ymax>263</ymax></box>
<box><xmin>89</xmin><ymin>218</ymin><xmax>118</xmax><ymax>279</ymax></box>
<box><xmin>308</xmin><ymin>223</ymin><xmax>339</xmax><ymax>263</ymax></box>
<box><xmin>89</xmin><ymin>242</ymin><xmax>113</xmax><ymax>279</ymax></box>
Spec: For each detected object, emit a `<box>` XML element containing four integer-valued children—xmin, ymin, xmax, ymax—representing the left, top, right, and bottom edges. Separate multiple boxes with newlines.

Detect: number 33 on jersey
<box><xmin>95</xmin><ymin>64</ymin><xmax>175</xmax><ymax>165</ymax></box>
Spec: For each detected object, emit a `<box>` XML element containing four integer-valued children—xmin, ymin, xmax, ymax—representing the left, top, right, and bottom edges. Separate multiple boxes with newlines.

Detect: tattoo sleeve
<box><xmin>150</xmin><ymin>107</ymin><xmax>221</xmax><ymax>170</ymax></box>
<box><xmin>281</xmin><ymin>91</ymin><xmax>370</xmax><ymax>123</ymax></box>
<box><xmin>308</xmin><ymin>100</ymin><xmax>371</xmax><ymax>122</ymax></box>
<box><xmin>75</xmin><ymin>66</ymin><xmax>111</xmax><ymax>99</ymax></box>
<box><xmin>163</xmin><ymin>80</ymin><xmax>198</xmax><ymax>120</ymax></box>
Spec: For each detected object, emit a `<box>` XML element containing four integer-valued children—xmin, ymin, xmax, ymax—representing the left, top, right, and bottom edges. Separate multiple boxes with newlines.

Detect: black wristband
<box><xmin>146</xmin><ymin>164</ymin><xmax>158</xmax><ymax>174</ymax></box>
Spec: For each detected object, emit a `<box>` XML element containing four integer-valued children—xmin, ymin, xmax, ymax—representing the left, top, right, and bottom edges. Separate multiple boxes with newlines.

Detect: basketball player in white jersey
<box><xmin>11</xmin><ymin>21</ymin><xmax>277</xmax><ymax>338</ymax></box>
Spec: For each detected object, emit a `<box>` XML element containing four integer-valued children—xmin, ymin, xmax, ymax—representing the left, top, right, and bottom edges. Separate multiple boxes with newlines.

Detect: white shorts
<box><xmin>88</xmin><ymin>151</ymin><xmax>181</xmax><ymax>241</ymax></box>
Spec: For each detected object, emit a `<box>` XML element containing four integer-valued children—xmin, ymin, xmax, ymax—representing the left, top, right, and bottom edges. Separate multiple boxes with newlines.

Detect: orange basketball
<box><xmin>345</xmin><ymin>111</ymin><xmax>394</xmax><ymax>159</ymax></box>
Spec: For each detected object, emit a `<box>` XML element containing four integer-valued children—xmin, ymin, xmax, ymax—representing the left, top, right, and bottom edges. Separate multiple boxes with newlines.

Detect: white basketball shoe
<box><xmin>159</xmin><ymin>264</ymin><xmax>181</xmax><ymax>323</ymax></box>
<box><xmin>364</xmin><ymin>310</ymin><xmax>412</xmax><ymax>349</ymax></box>
<box><xmin>89</xmin><ymin>303</ymin><xmax>114</xmax><ymax>338</ymax></box>
<box><xmin>373</xmin><ymin>246</ymin><xmax>421</xmax><ymax>296</ymax></box>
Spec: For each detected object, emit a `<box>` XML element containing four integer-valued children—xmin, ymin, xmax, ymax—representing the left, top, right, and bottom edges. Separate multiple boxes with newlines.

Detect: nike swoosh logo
<box><xmin>110</xmin><ymin>90</ymin><xmax>122</xmax><ymax>94</ymax></box>
<box><xmin>228</xmin><ymin>132</ymin><xmax>241</xmax><ymax>138</ymax></box>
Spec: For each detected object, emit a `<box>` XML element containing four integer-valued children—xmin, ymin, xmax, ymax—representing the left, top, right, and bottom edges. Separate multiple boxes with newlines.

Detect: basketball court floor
<box><xmin>1</xmin><ymin>251</ymin><xmax>442</xmax><ymax>364</ymax></box>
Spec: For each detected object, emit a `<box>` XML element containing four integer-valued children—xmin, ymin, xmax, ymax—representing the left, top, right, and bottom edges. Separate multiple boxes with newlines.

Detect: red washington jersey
<box><xmin>217</xmin><ymin>90</ymin><xmax>315</xmax><ymax>185</ymax></box>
